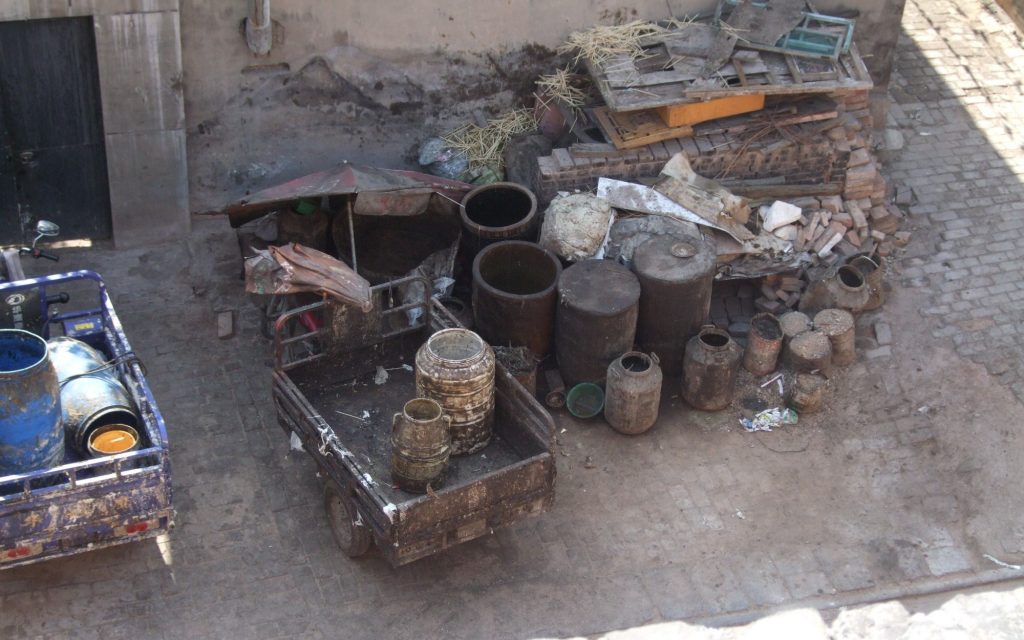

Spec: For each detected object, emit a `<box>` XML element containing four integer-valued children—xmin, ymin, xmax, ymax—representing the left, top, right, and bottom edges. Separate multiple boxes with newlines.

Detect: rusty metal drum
<box><xmin>632</xmin><ymin>234</ymin><xmax>716</xmax><ymax>375</ymax></box>
<box><xmin>0</xmin><ymin>330</ymin><xmax>63</xmax><ymax>475</ymax></box>
<box><xmin>472</xmin><ymin>241</ymin><xmax>561</xmax><ymax>356</ymax></box>
<box><xmin>813</xmin><ymin>308</ymin><xmax>856</xmax><ymax>367</ymax></box>
<box><xmin>742</xmin><ymin>312</ymin><xmax>783</xmax><ymax>376</ymax></box>
<box><xmin>604</xmin><ymin>352</ymin><xmax>663</xmax><ymax>435</ymax></box>
<box><xmin>415</xmin><ymin>328</ymin><xmax>496</xmax><ymax>456</ymax></box>
<box><xmin>555</xmin><ymin>259</ymin><xmax>641</xmax><ymax>387</ymax></box>
<box><xmin>850</xmin><ymin>255</ymin><xmax>885</xmax><ymax>311</ymax></box>
<box><xmin>391</xmin><ymin>398</ymin><xmax>451</xmax><ymax>493</ymax></box>
<box><xmin>789</xmin><ymin>373</ymin><xmax>828</xmax><ymax>414</ymax></box>
<box><xmin>682</xmin><ymin>326</ymin><xmax>743</xmax><ymax>411</ymax></box>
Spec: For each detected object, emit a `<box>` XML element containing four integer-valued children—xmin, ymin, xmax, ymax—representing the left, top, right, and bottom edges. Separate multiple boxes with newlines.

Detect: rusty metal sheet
<box><xmin>222</xmin><ymin>162</ymin><xmax>472</xmax><ymax>227</ymax></box>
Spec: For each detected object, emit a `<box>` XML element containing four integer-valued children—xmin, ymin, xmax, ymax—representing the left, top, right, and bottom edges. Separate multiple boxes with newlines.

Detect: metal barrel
<box><xmin>472</xmin><ymin>241</ymin><xmax>561</xmax><ymax>356</ymax></box>
<box><xmin>390</xmin><ymin>398</ymin><xmax>451</xmax><ymax>493</ymax></box>
<box><xmin>61</xmin><ymin>374</ymin><xmax>139</xmax><ymax>457</ymax></box>
<box><xmin>48</xmin><ymin>336</ymin><xmax>115</xmax><ymax>383</ymax></box>
<box><xmin>632</xmin><ymin>235</ymin><xmax>716</xmax><ymax>375</ymax></box>
<box><xmin>789</xmin><ymin>373</ymin><xmax>828</xmax><ymax>414</ymax></box>
<box><xmin>682</xmin><ymin>326</ymin><xmax>743</xmax><ymax>411</ymax></box>
<box><xmin>604</xmin><ymin>352</ymin><xmax>663</xmax><ymax>435</ymax></box>
<box><xmin>743</xmin><ymin>313</ymin><xmax>783</xmax><ymax>376</ymax></box>
<box><xmin>813</xmin><ymin>308</ymin><xmax>856</xmax><ymax>367</ymax></box>
<box><xmin>779</xmin><ymin>311</ymin><xmax>812</xmax><ymax>346</ymax></box>
<box><xmin>460</xmin><ymin>182</ymin><xmax>538</xmax><ymax>256</ymax></box>
<box><xmin>555</xmin><ymin>259</ymin><xmax>641</xmax><ymax>387</ymax></box>
<box><xmin>784</xmin><ymin>329</ymin><xmax>833</xmax><ymax>375</ymax></box>
<box><xmin>415</xmin><ymin>328</ymin><xmax>496</xmax><ymax>456</ymax></box>
<box><xmin>0</xmin><ymin>329</ymin><xmax>63</xmax><ymax>475</ymax></box>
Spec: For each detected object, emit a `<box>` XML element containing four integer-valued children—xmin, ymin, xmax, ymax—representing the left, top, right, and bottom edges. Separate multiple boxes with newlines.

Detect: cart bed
<box><xmin>272</xmin><ymin>276</ymin><xmax>555</xmax><ymax>565</ymax></box>
<box><xmin>290</xmin><ymin>358</ymin><xmax>524</xmax><ymax>503</ymax></box>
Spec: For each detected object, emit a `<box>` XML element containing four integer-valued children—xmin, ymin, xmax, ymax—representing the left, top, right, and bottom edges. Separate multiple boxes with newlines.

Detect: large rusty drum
<box><xmin>472</xmin><ymin>241</ymin><xmax>561</xmax><ymax>356</ymax></box>
<box><xmin>555</xmin><ymin>260</ymin><xmax>641</xmax><ymax>387</ymax></box>
<box><xmin>632</xmin><ymin>234</ymin><xmax>716</xmax><ymax>375</ymax></box>
<box><xmin>415</xmin><ymin>328</ymin><xmax>495</xmax><ymax>455</ymax></box>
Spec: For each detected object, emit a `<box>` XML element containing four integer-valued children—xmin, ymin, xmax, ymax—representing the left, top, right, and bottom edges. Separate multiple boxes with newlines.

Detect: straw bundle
<box><xmin>557</xmin><ymin>20</ymin><xmax>667</xmax><ymax>66</ymax></box>
<box><xmin>535</xmin><ymin>68</ymin><xmax>590</xmax><ymax>109</ymax></box>
<box><xmin>442</xmin><ymin>110</ymin><xmax>538</xmax><ymax>171</ymax></box>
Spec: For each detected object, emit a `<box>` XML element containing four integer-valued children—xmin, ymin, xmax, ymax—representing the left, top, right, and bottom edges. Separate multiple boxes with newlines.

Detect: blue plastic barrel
<box><xmin>0</xmin><ymin>330</ymin><xmax>64</xmax><ymax>476</ymax></box>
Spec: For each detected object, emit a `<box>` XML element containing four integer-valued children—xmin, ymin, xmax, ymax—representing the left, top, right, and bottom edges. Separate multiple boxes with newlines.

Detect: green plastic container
<box><xmin>566</xmin><ymin>382</ymin><xmax>604</xmax><ymax>419</ymax></box>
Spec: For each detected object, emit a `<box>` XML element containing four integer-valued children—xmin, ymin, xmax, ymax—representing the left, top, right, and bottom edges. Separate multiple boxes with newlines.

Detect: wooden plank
<box><xmin>588</xmin><ymin>29</ymin><xmax>875</xmax><ymax>111</ymax></box>
<box><xmin>569</xmin><ymin>142</ymin><xmax>628</xmax><ymax>158</ymax></box>
<box><xmin>784</xmin><ymin>55</ymin><xmax>804</xmax><ymax>84</ymax></box>
<box><xmin>725</xmin><ymin>182</ymin><xmax>844</xmax><ymax>199</ymax></box>
<box><xmin>592</xmin><ymin>106</ymin><xmax>693</xmax><ymax>150</ymax></box>
<box><xmin>656</xmin><ymin>94</ymin><xmax>765</xmax><ymax>127</ymax></box>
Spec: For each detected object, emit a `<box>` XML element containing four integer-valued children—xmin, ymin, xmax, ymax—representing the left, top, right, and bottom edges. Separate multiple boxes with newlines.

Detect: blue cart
<box><xmin>0</xmin><ymin>271</ymin><xmax>173</xmax><ymax>569</ymax></box>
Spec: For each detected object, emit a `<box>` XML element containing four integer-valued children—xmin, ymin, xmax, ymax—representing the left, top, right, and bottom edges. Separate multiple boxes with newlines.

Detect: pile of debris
<box><xmin>222</xmin><ymin>1</ymin><xmax>912</xmax><ymax>442</ymax></box>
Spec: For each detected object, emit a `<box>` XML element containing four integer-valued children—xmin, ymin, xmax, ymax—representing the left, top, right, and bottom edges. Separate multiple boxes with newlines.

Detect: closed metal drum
<box><xmin>391</xmin><ymin>398</ymin><xmax>451</xmax><ymax>493</ymax></box>
<box><xmin>682</xmin><ymin>327</ymin><xmax>743</xmax><ymax>411</ymax></box>
<box><xmin>556</xmin><ymin>260</ymin><xmax>641</xmax><ymax>387</ymax></box>
<box><xmin>48</xmin><ymin>336</ymin><xmax>113</xmax><ymax>382</ymax></box>
<box><xmin>415</xmin><ymin>328</ymin><xmax>496</xmax><ymax>456</ymax></box>
<box><xmin>460</xmin><ymin>182</ymin><xmax>538</xmax><ymax>256</ymax></box>
<box><xmin>632</xmin><ymin>235</ymin><xmax>716</xmax><ymax>375</ymax></box>
<box><xmin>604</xmin><ymin>352</ymin><xmax>663</xmax><ymax>435</ymax></box>
<box><xmin>0</xmin><ymin>329</ymin><xmax>63</xmax><ymax>475</ymax></box>
<box><xmin>472</xmin><ymin>241</ymin><xmax>561</xmax><ymax>356</ymax></box>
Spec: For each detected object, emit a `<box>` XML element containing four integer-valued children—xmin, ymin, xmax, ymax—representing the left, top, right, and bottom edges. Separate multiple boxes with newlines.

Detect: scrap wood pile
<box><xmin>503</xmin><ymin>0</ymin><xmax>910</xmax><ymax>318</ymax></box>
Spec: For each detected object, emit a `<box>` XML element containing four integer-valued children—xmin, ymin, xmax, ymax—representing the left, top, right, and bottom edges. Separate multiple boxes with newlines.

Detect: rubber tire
<box><xmin>323</xmin><ymin>482</ymin><xmax>372</xmax><ymax>558</ymax></box>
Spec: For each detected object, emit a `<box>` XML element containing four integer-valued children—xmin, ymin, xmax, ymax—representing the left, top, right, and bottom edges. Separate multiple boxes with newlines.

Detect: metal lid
<box><xmin>558</xmin><ymin>259</ymin><xmax>641</xmax><ymax>315</ymax></box>
<box><xmin>633</xmin><ymin>235</ymin><xmax>715</xmax><ymax>283</ymax></box>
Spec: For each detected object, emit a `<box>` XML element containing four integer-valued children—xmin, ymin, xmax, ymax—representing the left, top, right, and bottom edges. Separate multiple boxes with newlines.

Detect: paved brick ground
<box><xmin>5</xmin><ymin>2</ymin><xmax>1024</xmax><ymax>638</ymax></box>
<box><xmin>889</xmin><ymin>0</ymin><xmax>1024</xmax><ymax>401</ymax></box>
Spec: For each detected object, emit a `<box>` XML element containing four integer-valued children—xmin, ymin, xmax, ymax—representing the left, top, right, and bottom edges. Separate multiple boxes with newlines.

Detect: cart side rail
<box><xmin>274</xmin><ymin>274</ymin><xmax>432</xmax><ymax>371</ymax></box>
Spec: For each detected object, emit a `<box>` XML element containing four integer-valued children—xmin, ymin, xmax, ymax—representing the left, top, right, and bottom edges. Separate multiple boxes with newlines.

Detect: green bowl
<box><xmin>566</xmin><ymin>382</ymin><xmax>605</xmax><ymax>419</ymax></box>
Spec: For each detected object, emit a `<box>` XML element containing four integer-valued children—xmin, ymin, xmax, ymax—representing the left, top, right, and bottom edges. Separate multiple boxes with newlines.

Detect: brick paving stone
<box><xmin>892</xmin><ymin>0</ymin><xmax>1024</xmax><ymax>405</ymax></box>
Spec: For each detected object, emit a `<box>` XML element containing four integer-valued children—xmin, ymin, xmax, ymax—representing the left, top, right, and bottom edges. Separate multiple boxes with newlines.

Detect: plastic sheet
<box><xmin>245</xmin><ymin>243</ymin><xmax>372</xmax><ymax>311</ymax></box>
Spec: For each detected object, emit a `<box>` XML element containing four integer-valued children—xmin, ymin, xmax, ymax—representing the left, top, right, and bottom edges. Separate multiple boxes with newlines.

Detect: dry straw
<box><xmin>557</xmin><ymin>20</ymin><xmax>668</xmax><ymax>66</ymax></box>
<box><xmin>535</xmin><ymin>68</ymin><xmax>590</xmax><ymax>108</ymax></box>
<box><xmin>442</xmin><ymin>110</ymin><xmax>538</xmax><ymax>170</ymax></box>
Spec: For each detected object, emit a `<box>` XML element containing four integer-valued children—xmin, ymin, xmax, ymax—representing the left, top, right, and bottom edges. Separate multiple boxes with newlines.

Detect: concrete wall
<box><xmin>1</xmin><ymin>0</ymin><xmax>910</xmax><ymax>228</ymax></box>
<box><xmin>180</xmin><ymin>0</ymin><xmax>908</xmax><ymax>215</ymax></box>
<box><xmin>0</xmin><ymin>0</ymin><xmax>189</xmax><ymax>247</ymax></box>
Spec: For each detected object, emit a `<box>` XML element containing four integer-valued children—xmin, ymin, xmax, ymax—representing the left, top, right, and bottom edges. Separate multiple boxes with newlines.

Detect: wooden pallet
<box><xmin>587</xmin><ymin>23</ymin><xmax>873</xmax><ymax>112</ymax></box>
<box><xmin>591</xmin><ymin>107</ymin><xmax>693</xmax><ymax>150</ymax></box>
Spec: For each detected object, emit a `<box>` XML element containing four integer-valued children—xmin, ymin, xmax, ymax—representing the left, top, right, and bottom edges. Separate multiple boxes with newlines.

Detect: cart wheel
<box><xmin>323</xmin><ymin>482</ymin><xmax>372</xmax><ymax>557</ymax></box>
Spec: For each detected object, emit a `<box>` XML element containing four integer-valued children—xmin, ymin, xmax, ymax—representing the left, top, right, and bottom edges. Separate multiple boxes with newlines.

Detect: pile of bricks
<box><xmin>528</xmin><ymin>90</ymin><xmax>875</xmax><ymax>205</ymax></box>
<box><xmin>751</xmin><ymin>195</ymin><xmax>911</xmax><ymax>314</ymax></box>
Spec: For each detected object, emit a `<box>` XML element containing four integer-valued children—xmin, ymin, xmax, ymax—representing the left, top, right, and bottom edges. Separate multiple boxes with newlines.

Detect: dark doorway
<box><xmin>0</xmin><ymin>17</ymin><xmax>111</xmax><ymax>244</ymax></box>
